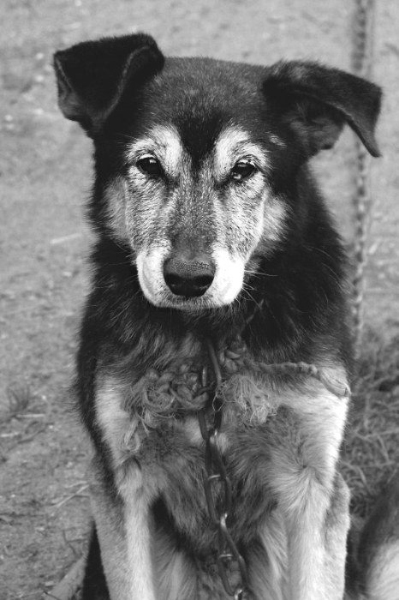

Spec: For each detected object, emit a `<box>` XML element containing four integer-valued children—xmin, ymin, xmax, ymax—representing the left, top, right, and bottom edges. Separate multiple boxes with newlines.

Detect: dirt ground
<box><xmin>1</xmin><ymin>1</ymin><xmax>399</xmax><ymax>598</ymax></box>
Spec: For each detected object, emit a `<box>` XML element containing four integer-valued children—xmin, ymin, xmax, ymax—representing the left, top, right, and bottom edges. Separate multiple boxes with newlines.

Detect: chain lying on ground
<box><xmin>351</xmin><ymin>0</ymin><xmax>376</xmax><ymax>352</ymax></box>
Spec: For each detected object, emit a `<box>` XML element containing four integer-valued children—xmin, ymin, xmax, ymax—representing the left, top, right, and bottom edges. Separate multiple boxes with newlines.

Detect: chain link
<box><xmin>351</xmin><ymin>0</ymin><xmax>376</xmax><ymax>353</ymax></box>
<box><xmin>198</xmin><ymin>351</ymin><xmax>250</xmax><ymax>600</ymax></box>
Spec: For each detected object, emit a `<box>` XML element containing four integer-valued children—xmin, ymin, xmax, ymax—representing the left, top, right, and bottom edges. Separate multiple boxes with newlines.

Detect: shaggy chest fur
<box><xmin>95</xmin><ymin>331</ymin><xmax>346</xmax><ymax>561</ymax></box>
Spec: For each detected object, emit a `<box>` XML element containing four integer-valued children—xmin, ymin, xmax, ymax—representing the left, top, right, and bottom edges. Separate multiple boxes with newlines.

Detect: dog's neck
<box><xmin>89</xmin><ymin>231</ymin><xmax>351</xmax><ymax>373</ymax></box>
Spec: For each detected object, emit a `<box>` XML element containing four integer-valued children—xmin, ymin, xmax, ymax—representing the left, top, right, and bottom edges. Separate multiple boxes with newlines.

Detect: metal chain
<box><xmin>198</xmin><ymin>341</ymin><xmax>250</xmax><ymax>600</ymax></box>
<box><xmin>351</xmin><ymin>0</ymin><xmax>376</xmax><ymax>352</ymax></box>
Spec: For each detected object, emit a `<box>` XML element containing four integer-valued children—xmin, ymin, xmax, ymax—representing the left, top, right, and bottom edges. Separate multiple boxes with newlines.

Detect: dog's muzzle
<box><xmin>163</xmin><ymin>252</ymin><xmax>216</xmax><ymax>298</ymax></box>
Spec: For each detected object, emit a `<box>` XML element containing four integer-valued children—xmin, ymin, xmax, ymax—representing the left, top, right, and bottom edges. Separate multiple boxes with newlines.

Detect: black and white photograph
<box><xmin>1</xmin><ymin>1</ymin><xmax>399</xmax><ymax>599</ymax></box>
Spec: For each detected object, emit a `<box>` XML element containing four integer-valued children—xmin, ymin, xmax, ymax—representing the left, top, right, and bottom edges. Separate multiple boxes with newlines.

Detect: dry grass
<box><xmin>342</xmin><ymin>325</ymin><xmax>399</xmax><ymax>517</ymax></box>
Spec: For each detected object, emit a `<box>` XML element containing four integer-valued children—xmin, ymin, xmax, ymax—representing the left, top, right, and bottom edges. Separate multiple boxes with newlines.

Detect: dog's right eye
<box><xmin>136</xmin><ymin>155</ymin><xmax>164</xmax><ymax>178</ymax></box>
<box><xmin>231</xmin><ymin>159</ymin><xmax>257</xmax><ymax>182</ymax></box>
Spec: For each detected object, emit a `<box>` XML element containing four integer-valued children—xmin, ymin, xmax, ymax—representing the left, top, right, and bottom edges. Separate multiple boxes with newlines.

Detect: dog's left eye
<box><xmin>136</xmin><ymin>155</ymin><xmax>164</xmax><ymax>178</ymax></box>
<box><xmin>231</xmin><ymin>160</ymin><xmax>257</xmax><ymax>182</ymax></box>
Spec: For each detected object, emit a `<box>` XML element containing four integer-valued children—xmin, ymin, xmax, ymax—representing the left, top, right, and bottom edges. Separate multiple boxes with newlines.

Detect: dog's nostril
<box><xmin>166</xmin><ymin>272</ymin><xmax>214</xmax><ymax>289</ymax></box>
<box><xmin>163</xmin><ymin>256</ymin><xmax>215</xmax><ymax>298</ymax></box>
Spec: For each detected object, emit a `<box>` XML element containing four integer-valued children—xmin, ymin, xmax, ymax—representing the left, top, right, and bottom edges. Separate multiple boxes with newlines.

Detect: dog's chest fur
<box><xmin>144</xmin><ymin>408</ymin><xmax>296</xmax><ymax>552</ymax></box>
<box><xmin>95</xmin><ymin>331</ymin><xmax>345</xmax><ymax>559</ymax></box>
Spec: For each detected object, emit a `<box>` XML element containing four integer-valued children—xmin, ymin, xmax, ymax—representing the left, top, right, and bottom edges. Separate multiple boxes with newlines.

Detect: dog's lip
<box><xmin>162</xmin><ymin>295</ymin><xmax>211</xmax><ymax>310</ymax></box>
<box><xmin>152</xmin><ymin>291</ymin><xmax>221</xmax><ymax>311</ymax></box>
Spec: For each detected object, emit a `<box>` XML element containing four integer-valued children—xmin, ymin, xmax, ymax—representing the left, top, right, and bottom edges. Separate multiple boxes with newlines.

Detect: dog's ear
<box><xmin>53</xmin><ymin>34</ymin><xmax>164</xmax><ymax>133</ymax></box>
<box><xmin>263</xmin><ymin>61</ymin><xmax>382</xmax><ymax>157</ymax></box>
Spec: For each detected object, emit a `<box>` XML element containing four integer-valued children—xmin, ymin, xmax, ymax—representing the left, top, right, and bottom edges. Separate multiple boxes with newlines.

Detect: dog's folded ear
<box><xmin>263</xmin><ymin>61</ymin><xmax>382</xmax><ymax>157</ymax></box>
<box><xmin>53</xmin><ymin>34</ymin><xmax>164</xmax><ymax>134</ymax></box>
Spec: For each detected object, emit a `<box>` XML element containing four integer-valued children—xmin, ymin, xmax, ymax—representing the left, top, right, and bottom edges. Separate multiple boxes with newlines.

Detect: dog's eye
<box><xmin>136</xmin><ymin>155</ymin><xmax>163</xmax><ymax>177</ymax></box>
<box><xmin>231</xmin><ymin>160</ymin><xmax>256</xmax><ymax>182</ymax></box>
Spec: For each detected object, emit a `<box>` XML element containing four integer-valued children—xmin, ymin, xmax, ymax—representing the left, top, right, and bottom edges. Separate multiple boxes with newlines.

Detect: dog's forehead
<box><xmin>155</xmin><ymin>57</ymin><xmax>266</xmax><ymax>108</ymax></box>
<box><xmin>134</xmin><ymin>57</ymin><xmax>269</xmax><ymax>163</ymax></box>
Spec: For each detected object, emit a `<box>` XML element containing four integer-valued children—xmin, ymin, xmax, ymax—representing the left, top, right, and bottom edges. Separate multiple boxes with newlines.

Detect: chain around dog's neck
<box><xmin>199</xmin><ymin>339</ymin><xmax>249</xmax><ymax>599</ymax></box>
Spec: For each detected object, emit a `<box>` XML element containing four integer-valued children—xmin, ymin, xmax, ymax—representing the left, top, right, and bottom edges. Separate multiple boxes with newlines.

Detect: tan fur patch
<box><xmin>104</xmin><ymin>177</ymin><xmax>129</xmax><ymax>242</ymax></box>
<box><xmin>126</xmin><ymin>124</ymin><xmax>183</xmax><ymax>179</ymax></box>
<box><xmin>96</xmin><ymin>376</ymin><xmax>141</xmax><ymax>461</ymax></box>
<box><xmin>214</xmin><ymin>125</ymin><xmax>270</xmax><ymax>177</ymax></box>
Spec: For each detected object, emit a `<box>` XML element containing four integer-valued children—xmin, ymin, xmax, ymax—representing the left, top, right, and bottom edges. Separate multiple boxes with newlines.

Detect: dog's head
<box><xmin>54</xmin><ymin>34</ymin><xmax>381</xmax><ymax>311</ymax></box>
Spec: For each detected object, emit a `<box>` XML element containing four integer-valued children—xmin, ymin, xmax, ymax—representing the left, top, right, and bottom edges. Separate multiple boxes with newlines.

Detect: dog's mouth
<box><xmin>136</xmin><ymin>248</ymin><xmax>246</xmax><ymax>310</ymax></box>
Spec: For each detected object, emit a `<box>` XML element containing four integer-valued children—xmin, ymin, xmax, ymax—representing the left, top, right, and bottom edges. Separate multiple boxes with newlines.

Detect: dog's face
<box><xmin>117</xmin><ymin>60</ymin><xmax>290</xmax><ymax>311</ymax></box>
<box><xmin>54</xmin><ymin>35</ymin><xmax>381</xmax><ymax>311</ymax></box>
<box><xmin>125</xmin><ymin>121</ymin><xmax>277</xmax><ymax>310</ymax></box>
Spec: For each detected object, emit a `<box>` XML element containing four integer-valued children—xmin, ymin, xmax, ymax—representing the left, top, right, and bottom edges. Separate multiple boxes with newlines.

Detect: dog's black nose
<box><xmin>163</xmin><ymin>253</ymin><xmax>215</xmax><ymax>297</ymax></box>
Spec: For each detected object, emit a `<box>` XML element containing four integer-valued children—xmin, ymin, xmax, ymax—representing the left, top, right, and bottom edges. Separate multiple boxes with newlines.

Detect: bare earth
<box><xmin>1</xmin><ymin>1</ymin><xmax>399</xmax><ymax>598</ymax></box>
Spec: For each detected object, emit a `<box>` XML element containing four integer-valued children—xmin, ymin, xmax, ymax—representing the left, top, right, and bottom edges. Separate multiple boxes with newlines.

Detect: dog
<box><xmin>53</xmin><ymin>33</ymin><xmax>395</xmax><ymax>600</ymax></box>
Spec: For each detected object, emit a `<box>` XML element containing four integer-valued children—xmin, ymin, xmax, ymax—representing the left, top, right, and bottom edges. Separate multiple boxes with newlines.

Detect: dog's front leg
<box><xmin>285</xmin><ymin>472</ymin><xmax>350</xmax><ymax>600</ymax></box>
<box><xmin>276</xmin><ymin>381</ymin><xmax>350</xmax><ymax>600</ymax></box>
<box><xmin>94</xmin><ymin>377</ymin><xmax>158</xmax><ymax>600</ymax></box>
<box><xmin>116</xmin><ymin>460</ymin><xmax>157</xmax><ymax>600</ymax></box>
<box><xmin>88</xmin><ymin>456</ymin><xmax>156</xmax><ymax>600</ymax></box>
